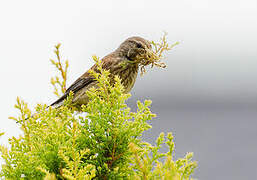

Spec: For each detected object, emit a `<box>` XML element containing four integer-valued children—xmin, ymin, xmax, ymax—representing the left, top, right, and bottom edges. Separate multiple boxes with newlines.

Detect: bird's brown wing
<box><xmin>50</xmin><ymin>75</ymin><xmax>95</xmax><ymax>107</ymax></box>
<box><xmin>50</xmin><ymin>53</ymin><xmax>118</xmax><ymax>107</ymax></box>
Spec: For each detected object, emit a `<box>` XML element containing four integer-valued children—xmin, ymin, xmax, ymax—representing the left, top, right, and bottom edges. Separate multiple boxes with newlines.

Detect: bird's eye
<box><xmin>136</xmin><ymin>43</ymin><xmax>143</xmax><ymax>48</ymax></box>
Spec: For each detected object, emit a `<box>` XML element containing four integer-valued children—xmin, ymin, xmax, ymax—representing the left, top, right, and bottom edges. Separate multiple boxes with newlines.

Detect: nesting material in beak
<box><xmin>134</xmin><ymin>34</ymin><xmax>179</xmax><ymax>75</ymax></box>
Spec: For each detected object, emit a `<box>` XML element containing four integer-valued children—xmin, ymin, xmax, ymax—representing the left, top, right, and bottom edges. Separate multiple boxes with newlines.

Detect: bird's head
<box><xmin>116</xmin><ymin>36</ymin><xmax>152</xmax><ymax>62</ymax></box>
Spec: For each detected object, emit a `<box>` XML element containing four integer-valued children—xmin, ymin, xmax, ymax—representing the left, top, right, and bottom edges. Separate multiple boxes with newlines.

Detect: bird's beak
<box><xmin>144</xmin><ymin>47</ymin><xmax>156</xmax><ymax>59</ymax></box>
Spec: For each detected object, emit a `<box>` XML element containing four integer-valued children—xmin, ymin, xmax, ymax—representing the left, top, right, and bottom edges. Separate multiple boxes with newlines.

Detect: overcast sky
<box><xmin>0</xmin><ymin>0</ymin><xmax>257</xmax><ymax>179</ymax></box>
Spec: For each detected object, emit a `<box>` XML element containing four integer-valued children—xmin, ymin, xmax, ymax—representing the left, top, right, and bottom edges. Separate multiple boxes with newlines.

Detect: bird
<box><xmin>50</xmin><ymin>36</ymin><xmax>152</xmax><ymax>109</ymax></box>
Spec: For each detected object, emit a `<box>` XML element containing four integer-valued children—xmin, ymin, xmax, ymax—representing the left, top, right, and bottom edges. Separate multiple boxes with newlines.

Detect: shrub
<box><xmin>0</xmin><ymin>43</ymin><xmax>197</xmax><ymax>180</ymax></box>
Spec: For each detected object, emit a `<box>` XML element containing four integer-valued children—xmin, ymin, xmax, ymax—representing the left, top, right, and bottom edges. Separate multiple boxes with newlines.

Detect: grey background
<box><xmin>0</xmin><ymin>0</ymin><xmax>257</xmax><ymax>179</ymax></box>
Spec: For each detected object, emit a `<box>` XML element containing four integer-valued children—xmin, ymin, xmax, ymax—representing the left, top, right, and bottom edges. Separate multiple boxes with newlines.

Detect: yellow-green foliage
<box><xmin>0</xmin><ymin>44</ymin><xmax>197</xmax><ymax>179</ymax></box>
<box><xmin>50</xmin><ymin>43</ymin><xmax>69</xmax><ymax>97</ymax></box>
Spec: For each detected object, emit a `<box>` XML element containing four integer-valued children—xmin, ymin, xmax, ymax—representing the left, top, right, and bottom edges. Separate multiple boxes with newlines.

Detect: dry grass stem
<box><xmin>135</xmin><ymin>33</ymin><xmax>179</xmax><ymax>75</ymax></box>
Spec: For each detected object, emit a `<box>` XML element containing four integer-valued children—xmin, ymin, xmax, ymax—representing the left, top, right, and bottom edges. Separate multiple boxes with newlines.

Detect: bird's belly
<box><xmin>122</xmin><ymin>68</ymin><xmax>138</xmax><ymax>93</ymax></box>
<box><xmin>123</xmin><ymin>76</ymin><xmax>136</xmax><ymax>93</ymax></box>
